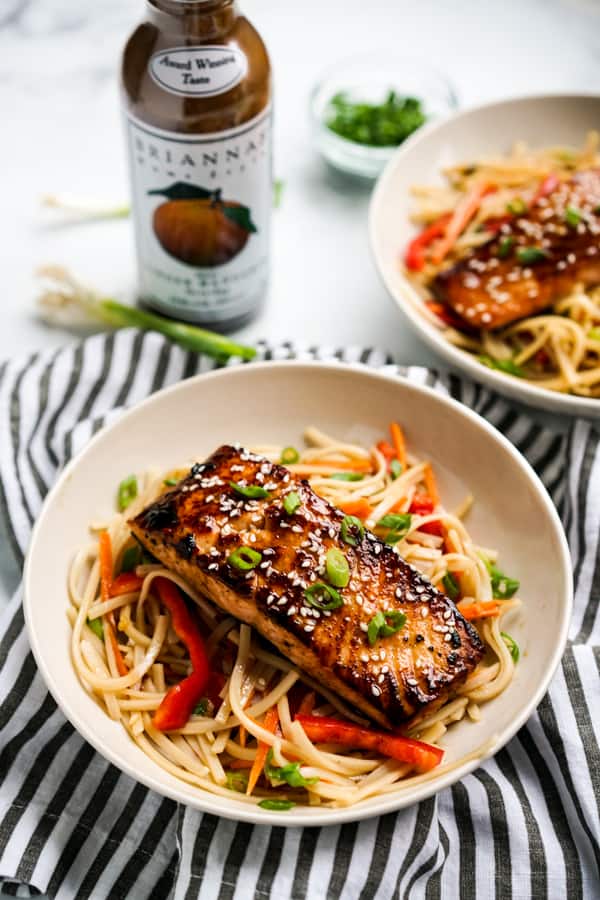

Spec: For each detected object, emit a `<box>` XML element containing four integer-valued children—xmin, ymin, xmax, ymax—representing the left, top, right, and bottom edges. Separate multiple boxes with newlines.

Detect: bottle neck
<box><xmin>146</xmin><ymin>0</ymin><xmax>237</xmax><ymax>39</ymax></box>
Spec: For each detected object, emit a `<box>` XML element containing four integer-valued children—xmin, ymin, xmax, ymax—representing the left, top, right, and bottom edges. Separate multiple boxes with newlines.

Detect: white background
<box><xmin>2</xmin><ymin>0</ymin><xmax>600</xmax><ymax>365</ymax></box>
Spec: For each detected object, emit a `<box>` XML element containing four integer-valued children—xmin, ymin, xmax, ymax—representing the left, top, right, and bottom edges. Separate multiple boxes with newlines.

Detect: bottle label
<box><xmin>124</xmin><ymin>107</ymin><xmax>271</xmax><ymax>325</ymax></box>
<box><xmin>149</xmin><ymin>46</ymin><xmax>247</xmax><ymax>98</ymax></box>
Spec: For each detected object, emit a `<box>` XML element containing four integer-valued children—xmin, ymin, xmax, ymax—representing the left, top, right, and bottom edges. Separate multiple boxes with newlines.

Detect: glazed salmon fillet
<box><xmin>433</xmin><ymin>170</ymin><xmax>600</xmax><ymax>330</ymax></box>
<box><xmin>130</xmin><ymin>445</ymin><xmax>484</xmax><ymax>729</ymax></box>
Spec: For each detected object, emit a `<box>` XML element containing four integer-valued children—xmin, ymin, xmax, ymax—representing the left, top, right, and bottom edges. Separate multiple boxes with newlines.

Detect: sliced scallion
<box><xmin>325</xmin><ymin>547</ymin><xmax>350</xmax><ymax>587</ymax></box>
<box><xmin>565</xmin><ymin>206</ymin><xmax>581</xmax><ymax>228</ymax></box>
<box><xmin>516</xmin><ymin>246</ymin><xmax>548</xmax><ymax>265</ymax></box>
<box><xmin>496</xmin><ymin>236</ymin><xmax>515</xmax><ymax>259</ymax></box>
<box><xmin>117</xmin><ymin>474</ymin><xmax>138</xmax><ymax>511</ymax></box>
<box><xmin>501</xmin><ymin>631</ymin><xmax>520</xmax><ymax>663</ymax></box>
<box><xmin>87</xmin><ymin>617</ymin><xmax>104</xmax><ymax>639</ymax></box>
<box><xmin>228</xmin><ymin>546</ymin><xmax>262</xmax><ymax>571</ymax></box>
<box><xmin>507</xmin><ymin>197</ymin><xmax>527</xmax><ymax>216</ymax></box>
<box><xmin>341</xmin><ymin>514</ymin><xmax>364</xmax><ymax>546</ymax></box>
<box><xmin>280</xmin><ymin>446</ymin><xmax>300</xmax><ymax>465</ymax></box>
<box><xmin>442</xmin><ymin>572</ymin><xmax>460</xmax><ymax>600</ymax></box>
<box><xmin>283</xmin><ymin>491</ymin><xmax>301</xmax><ymax>515</ymax></box>
<box><xmin>390</xmin><ymin>459</ymin><xmax>403</xmax><ymax>480</ymax></box>
<box><xmin>230</xmin><ymin>481</ymin><xmax>271</xmax><ymax>500</ymax></box>
<box><xmin>304</xmin><ymin>582</ymin><xmax>343</xmax><ymax>611</ymax></box>
<box><xmin>258</xmin><ymin>799</ymin><xmax>295</xmax><ymax>811</ymax></box>
<box><xmin>367</xmin><ymin>609</ymin><xmax>407</xmax><ymax>646</ymax></box>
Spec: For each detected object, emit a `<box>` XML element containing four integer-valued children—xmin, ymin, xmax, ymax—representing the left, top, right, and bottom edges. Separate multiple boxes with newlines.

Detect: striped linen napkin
<box><xmin>0</xmin><ymin>329</ymin><xmax>598</xmax><ymax>900</ymax></box>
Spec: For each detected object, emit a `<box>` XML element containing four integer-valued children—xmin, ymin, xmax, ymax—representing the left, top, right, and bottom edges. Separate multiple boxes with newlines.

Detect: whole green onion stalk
<box><xmin>37</xmin><ymin>266</ymin><xmax>256</xmax><ymax>362</ymax></box>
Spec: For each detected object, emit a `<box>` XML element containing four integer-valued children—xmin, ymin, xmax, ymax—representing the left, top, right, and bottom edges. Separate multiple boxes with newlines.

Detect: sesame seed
<box><xmin>371</xmin><ymin>684</ymin><xmax>381</xmax><ymax>697</ymax></box>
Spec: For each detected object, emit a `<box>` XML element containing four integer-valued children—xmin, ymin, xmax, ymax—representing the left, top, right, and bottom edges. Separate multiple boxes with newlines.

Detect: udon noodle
<box><xmin>68</xmin><ymin>427</ymin><xmax>520</xmax><ymax>809</ymax></box>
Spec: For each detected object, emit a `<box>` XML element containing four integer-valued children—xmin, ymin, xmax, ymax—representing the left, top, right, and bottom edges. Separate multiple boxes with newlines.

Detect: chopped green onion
<box><xmin>484</xmin><ymin>559</ymin><xmax>520</xmax><ymax>599</ymax></box>
<box><xmin>390</xmin><ymin>459</ymin><xmax>403</xmax><ymax>480</ymax></box>
<box><xmin>304</xmin><ymin>582</ymin><xmax>343</xmax><ymax>611</ymax></box>
<box><xmin>341</xmin><ymin>515</ymin><xmax>364</xmax><ymax>546</ymax></box>
<box><xmin>325</xmin><ymin>91</ymin><xmax>425</xmax><ymax>148</ymax></box>
<box><xmin>117</xmin><ymin>474</ymin><xmax>138</xmax><ymax>511</ymax></box>
<box><xmin>228</xmin><ymin>546</ymin><xmax>263</xmax><ymax>571</ymax></box>
<box><xmin>496</xmin><ymin>236</ymin><xmax>515</xmax><ymax>259</ymax></box>
<box><xmin>329</xmin><ymin>472</ymin><xmax>364</xmax><ymax>482</ymax></box>
<box><xmin>325</xmin><ymin>547</ymin><xmax>350</xmax><ymax>588</ymax></box>
<box><xmin>516</xmin><ymin>246</ymin><xmax>548</xmax><ymax>265</ymax></box>
<box><xmin>258</xmin><ymin>799</ymin><xmax>295</xmax><ymax>811</ymax></box>
<box><xmin>565</xmin><ymin>206</ymin><xmax>582</xmax><ymax>228</ymax></box>
<box><xmin>507</xmin><ymin>198</ymin><xmax>527</xmax><ymax>215</ymax></box>
<box><xmin>193</xmin><ymin>698</ymin><xmax>209</xmax><ymax>716</ymax></box>
<box><xmin>367</xmin><ymin>609</ymin><xmax>407</xmax><ymax>646</ymax></box>
<box><xmin>377</xmin><ymin>513</ymin><xmax>412</xmax><ymax>544</ymax></box>
<box><xmin>442</xmin><ymin>572</ymin><xmax>460</xmax><ymax>600</ymax></box>
<box><xmin>478</xmin><ymin>355</ymin><xmax>525</xmax><ymax>377</ymax></box>
<box><xmin>121</xmin><ymin>544</ymin><xmax>141</xmax><ymax>573</ymax></box>
<box><xmin>588</xmin><ymin>327</ymin><xmax>600</xmax><ymax>341</ymax></box>
<box><xmin>501</xmin><ymin>632</ymin><xmax>520</xmax><ymax>664</ymax></box>
<box><xmin>87</xmin><ymin>617</ymin><xmax>104</xmax><ymax>639</ymax></box>
<box><xmin>230</xmin><ymin>481</ymin><xmax>271</xmax><ymax>500</ymax></box>
<box><xmin>163</xmin><ymin>477</ymin><xmax>178</xmax><ymax>486</ymax></box>
<box><xmin>37</xmin><ymin>267</ymin><xmax>256</xmax><ymax>362</ymax></box>
<box><xmin>283</xmin><ymin>491</ymin><xmax>301</xmax><ymax>515</ymax></box>
<box><xmin>264</xmin><ymin>749</ymin><xmax>318</xmax><ymax>788</ymax></box>
<box><xmin>226</xmin><ymin>771</ymin><xmax>249</xmax><ymax>793</ymax></box>
<box><xmin>280</xmin><ymin>446</ymin><xmax>299</xmax><ymax>465</ymax></box>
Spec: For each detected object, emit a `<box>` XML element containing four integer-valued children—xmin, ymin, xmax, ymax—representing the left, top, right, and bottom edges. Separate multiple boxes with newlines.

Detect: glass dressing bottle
<box><xmin>121</xmin><ymin>0</ymin><xmax>272</xmax><ymax>330</ymax></box>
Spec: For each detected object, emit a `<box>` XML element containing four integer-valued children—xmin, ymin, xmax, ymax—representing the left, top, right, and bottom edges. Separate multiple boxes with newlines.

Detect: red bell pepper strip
<box><xmin>532</xmin><ymin>173</ymin><xmax>559</xmax><ymax>205</ymax></box>
<box><xmin>295</xmin><ymin>714</ymin><xmax>444</xmax><ymax>773</ymax></box>
<box><xmin>109</xmin><ymin>572</ymin><xmax>145</xmax><ymax>597</ymax></box>
<box><xmin>152</xmin><ymin>577</ymin><xmax>210</xmax><ymax>731</ymax></box>
<box><xmin>404</xmin><ymin>214</ymin><xmax>451</xmax><ymax>271</ymax></box>
<box><xmin>409</xmin><ymin>492</ymin><xmax>435</xmax><ymax>516</ymax></box>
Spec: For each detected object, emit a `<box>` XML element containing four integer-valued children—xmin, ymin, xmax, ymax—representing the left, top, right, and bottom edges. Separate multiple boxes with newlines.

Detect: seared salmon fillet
<box><xmin>433</xmin><ymin>170</ymin><xmax>600</xmax><ymax>330</ymax></box>
<box><xmin>130</xmin><ymin>445</ymin><xmax>484</xmax><ymax>729</ymax></box>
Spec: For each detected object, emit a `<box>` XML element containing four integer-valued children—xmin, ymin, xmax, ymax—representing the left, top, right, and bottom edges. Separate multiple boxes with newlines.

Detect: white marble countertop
<box><xmin>3</xmin><ymin>0</ymin><xmax>600</xmax><ymax>368</ymax></box>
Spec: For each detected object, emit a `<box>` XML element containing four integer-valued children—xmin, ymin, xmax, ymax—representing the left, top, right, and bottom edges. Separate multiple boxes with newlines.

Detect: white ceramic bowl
<box><xmin>24</xmin><ymin>362</ymin><xmax>572</xmax><ymax>825</ymax></box>
<box><xmin>369</xmin><ymin>93</ymin><xmax>600</xmax><ymax>417</ymax></box>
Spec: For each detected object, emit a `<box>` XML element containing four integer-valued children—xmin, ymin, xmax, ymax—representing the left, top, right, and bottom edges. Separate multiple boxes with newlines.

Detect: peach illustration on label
<box><xmin>149</xmin><ymin>181</ymin><xmax>257</xmax><ymax>267</ymax></box>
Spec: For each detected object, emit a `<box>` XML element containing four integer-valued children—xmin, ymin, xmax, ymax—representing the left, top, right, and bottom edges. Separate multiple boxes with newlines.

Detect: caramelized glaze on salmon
<box><xmin>433</xmin><ymin>171</ymin><xmax>600</xmax><ymax>330</ymax></box>
<box><xmin>130</xmin><ymin>445</ymin><xmax>484</xmax><ymax>729</ymax></box>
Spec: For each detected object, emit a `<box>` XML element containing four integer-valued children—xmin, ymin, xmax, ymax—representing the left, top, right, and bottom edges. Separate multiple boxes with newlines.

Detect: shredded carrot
<box><xmin>457</xmin><ymin>599</ymin><xmax>500</xmax><ymax>620</ymax></box>
<box><xmin>238</xmin><ymin>725</ymin><xmax>247</xmax><ymax>748</ymax></box>
<box><xmin>423</xmin><ymin>464</ymin><xmax>440</xmax><ymax>507</ymax></box>
<box><xmin>246</xmin><ymin>706</ymin><xmax>280</xmax><ymax>795</ymax></box>
<box><xmin>339</xmin><ymin>498</ymin><xmax>372</xmax><ymax>519</ymax></box>
<box><xmin>98</xmin><ymin>531</ymin><xmax>113</xmax><ymax>604</ymax></box>
<box><xmin>230</xmin><ymin>758</ymin><xmax>253</xmax><ymax>769</ymax></box>
<box><xmin>297</xmin><ymin>691</ymin><xmax>316</xmax><ymax>715</ymax></box>
<box><xmin>390</xmin><ymin>423</ymin><xmax>407</xmax><ymax>470</ymax></box>
<box><xmin>431</xmin><ymin>181</ymin><xmax>493</xmax><ymax>265</ymax></box>
<box><xmin>104</xmin><ymin>612</ymin><xmax>128</xmax><ymax>675</ymax></box>
<box><xmin>321</xmin><ymin>459</ymin><xmax>373</xmax><ymax>474</ymax></box>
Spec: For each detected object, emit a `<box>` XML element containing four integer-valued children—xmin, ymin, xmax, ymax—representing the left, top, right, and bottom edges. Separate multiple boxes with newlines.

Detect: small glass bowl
<box><xmin>310</xmin><ymin>52</ymin><xmax>458</xmax><ymax>179</ymax></box>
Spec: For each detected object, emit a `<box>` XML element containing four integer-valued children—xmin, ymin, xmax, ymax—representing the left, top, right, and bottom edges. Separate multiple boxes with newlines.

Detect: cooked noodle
<box><xmin>68</xmin><ymin>428</ymin><xmax>520</xmax><ymax>809</ymax></box>
<box><xmin>406</xmin><ymin>131</ymin><xmax>600</xmax><ymax>397</ymax></box>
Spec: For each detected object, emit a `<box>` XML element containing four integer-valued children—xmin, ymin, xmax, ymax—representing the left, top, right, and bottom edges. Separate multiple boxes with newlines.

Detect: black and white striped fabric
<box><xmin>0</xmin><ymin>329</ymin><xmax>598</xmax><ymax>899</ymax></box>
